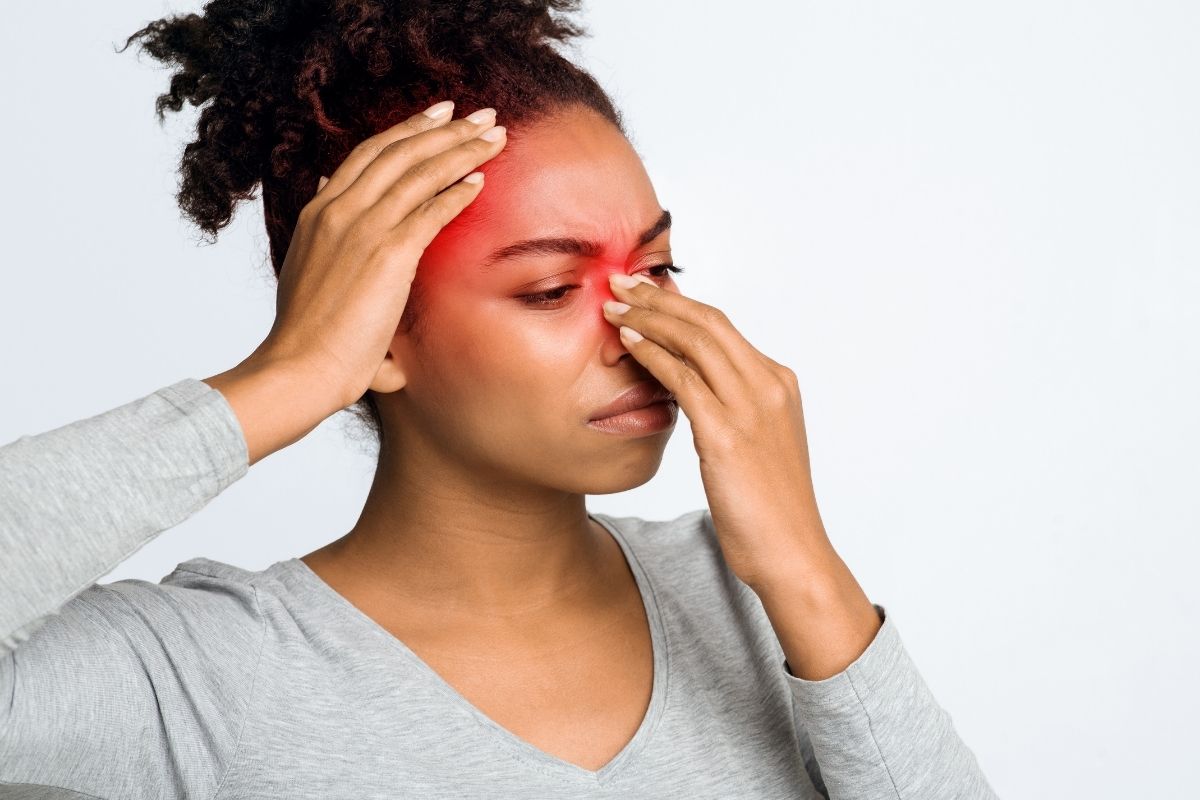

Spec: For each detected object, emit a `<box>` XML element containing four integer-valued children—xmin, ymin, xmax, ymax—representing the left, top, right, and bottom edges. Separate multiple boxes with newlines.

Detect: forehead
<box><xmin>428</xmin><ymin>107</ymin><xmax>665</xmax><ymax>266</ymax></box>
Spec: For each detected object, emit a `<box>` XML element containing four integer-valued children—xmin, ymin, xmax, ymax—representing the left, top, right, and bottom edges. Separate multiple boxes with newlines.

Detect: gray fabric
<box><xmin>0</xmin><ymin>378</ymin><xmax>999</xmax><ymax>799</ymax></box>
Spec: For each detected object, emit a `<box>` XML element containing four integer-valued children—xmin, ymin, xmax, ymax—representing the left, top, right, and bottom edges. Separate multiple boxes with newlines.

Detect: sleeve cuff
<box><xmin>157</xmin><ymin>377</ymin><xmax>249</xmax><ymax>492</ymax></box>
<box><xmin>782</xmin><ymin>602</ymin><xmax>901</xmax><ymax>710</ymax></box>
<box><xmin>780</xmin><ymin>603</ymin><xmax>999</xmax><ymax>799</ymax></box>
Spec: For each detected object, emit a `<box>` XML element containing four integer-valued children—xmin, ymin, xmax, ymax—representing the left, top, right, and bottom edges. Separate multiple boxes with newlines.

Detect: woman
<box><xmin>0</xmin><ymin>1</ymin><xmax>998</xmax><ymax>797</ymax></box>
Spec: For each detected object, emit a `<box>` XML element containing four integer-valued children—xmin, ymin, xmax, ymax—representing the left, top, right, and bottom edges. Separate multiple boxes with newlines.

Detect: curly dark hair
<box><xmin>117</xmin><ymin>0</ymin><xmax>626</xmax><ymax>455</ymax></box>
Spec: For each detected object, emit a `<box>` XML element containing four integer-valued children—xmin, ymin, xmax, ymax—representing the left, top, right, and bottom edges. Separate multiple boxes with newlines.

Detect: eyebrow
<box><xmin>479</xmin><ymin>208</ymin><xmax>672</xmax><ymax>271</ymax></box>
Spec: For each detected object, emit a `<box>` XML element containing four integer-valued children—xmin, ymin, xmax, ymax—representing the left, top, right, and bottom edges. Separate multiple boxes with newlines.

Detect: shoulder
<box><xmin>25</xmin><ymin>557</ymin><xmax>271</xmax><ymax>715</ymax></box>
<box><xmin>83</xmin><ymin>556</ymin><xmax>267</xmax><ymax>654</ymax></box>
<box><xmin>0</xmin><ymin>557</ymin><xmax>272</xmax><ymax>794</ymax></box>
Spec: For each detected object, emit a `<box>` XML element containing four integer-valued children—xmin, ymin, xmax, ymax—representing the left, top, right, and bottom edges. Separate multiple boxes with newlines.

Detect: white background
<box><xmin>3</xmin><ymin>2</ymin><xmax>1197</xmax><ymax>797</ymax></box>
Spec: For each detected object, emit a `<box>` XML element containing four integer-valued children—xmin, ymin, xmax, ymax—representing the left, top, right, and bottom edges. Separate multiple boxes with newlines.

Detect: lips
<box><xmin>588</xmin><ymin>379</ymin><xmax>676</xmax><ymax>421</ymax></box>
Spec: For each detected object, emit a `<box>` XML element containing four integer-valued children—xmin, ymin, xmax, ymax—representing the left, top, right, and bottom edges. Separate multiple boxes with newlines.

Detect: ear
<box><xmin>366</xmin><ymin>324</ymin><xmax>417</xmax><ymax>396</ymax></box>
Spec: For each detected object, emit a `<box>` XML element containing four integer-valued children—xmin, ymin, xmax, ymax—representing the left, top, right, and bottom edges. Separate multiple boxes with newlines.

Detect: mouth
<box><xmin>586</xmin><ymin>398</ymin><xmax>677</xmax><ymax>437</ymax></box>
<box><xmin>588</xmin><ymin>379</ymin><xmax>676</xmax><ymax>422</ymax></box>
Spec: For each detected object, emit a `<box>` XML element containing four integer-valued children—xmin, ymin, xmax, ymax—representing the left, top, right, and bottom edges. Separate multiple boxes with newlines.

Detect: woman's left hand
<box><xmin>602</xmin><ymin>272</ymin><xmax>838</xmax><ymax>592</ymax></box>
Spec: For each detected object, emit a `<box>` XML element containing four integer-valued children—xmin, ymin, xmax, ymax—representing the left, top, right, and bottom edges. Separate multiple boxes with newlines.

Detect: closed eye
<box><xmin>518</xmin><ymin>264</ymin><xmax>685</xmax><ymax>307</ymax></box>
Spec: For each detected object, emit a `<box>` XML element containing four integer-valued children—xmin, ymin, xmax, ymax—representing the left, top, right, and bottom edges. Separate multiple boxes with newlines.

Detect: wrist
<box><xmin>737</xmin><ymin>524</ymin><xmax>840</xmax><ymax>597</ymax></box>
<box><xmin>201</xmin><ymin>355</ymin><xmax>343</xmax><ymax>466</ymax></box>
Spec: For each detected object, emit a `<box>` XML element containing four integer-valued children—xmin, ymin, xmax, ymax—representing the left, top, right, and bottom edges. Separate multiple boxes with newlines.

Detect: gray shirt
<box><xmin>0</xmin><ymin>378</ymin><xmax>999</xmax><ymax>799</ymax></box>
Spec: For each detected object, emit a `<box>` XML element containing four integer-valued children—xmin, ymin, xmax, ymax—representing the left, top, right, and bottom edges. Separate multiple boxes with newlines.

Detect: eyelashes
<box><xmin>518</xmin><ymin>264</ymin><xmax>686</xmax><ymax>308</ymax></box>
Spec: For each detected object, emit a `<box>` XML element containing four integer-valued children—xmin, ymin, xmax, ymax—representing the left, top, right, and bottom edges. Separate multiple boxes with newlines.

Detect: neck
<box><xmin>302</xmin><ymin>435</ymin><xmax>615</xmax><ymax>620</ymax></box>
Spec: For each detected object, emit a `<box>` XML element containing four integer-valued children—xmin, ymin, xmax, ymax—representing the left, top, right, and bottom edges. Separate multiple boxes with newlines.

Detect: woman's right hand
<box><xmin>261</xmin><ymin>101</ymin><xmax>506</xmax><ymax>410</ymax></box>
<box><xmin>203</xmin><ymin>101</ymin><xmax>507</xmax><ymax>465</ymax></box>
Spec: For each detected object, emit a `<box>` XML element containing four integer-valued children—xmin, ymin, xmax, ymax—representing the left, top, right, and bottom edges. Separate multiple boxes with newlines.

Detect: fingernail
<box><xmin>610</xmin><ymin>273</ymin><xmax>654</xmax><ymax>290</ymax></box>
<box><xmin>619</xmin><ymin>325</ymin><xmax>644</xmax><ymax>343</ymax></box>
<box><xmin>423</xmin><ymin>100</ymin><xmax>455</xmax><ymax>119</ymax></box>
<box><xmin>467</xmin><ymin>107</ymin><xmax>497</xmax><ymax>124</ymax></box>
<box><xmin>603</xmin><ymin>300</ymin><xmax>630</xmax><ymax>315</ymax></box>
<box><xmin>479</xmin><ymin>125</ymin><xmax>507</xmax><ymax>142</ymax></box>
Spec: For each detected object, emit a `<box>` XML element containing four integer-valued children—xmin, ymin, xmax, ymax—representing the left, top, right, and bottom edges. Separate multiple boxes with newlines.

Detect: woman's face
<box><xmin>382</xmin><ymin>104</ymin><xmax>681</xmax><ymax>494</ymax></box>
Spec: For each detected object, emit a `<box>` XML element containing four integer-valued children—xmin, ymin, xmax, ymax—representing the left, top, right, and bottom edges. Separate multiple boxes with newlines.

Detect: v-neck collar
<box><xmin>278</xmin><ymin>512</ymin><xmax>671</xmax><ymax>786</ymax></box>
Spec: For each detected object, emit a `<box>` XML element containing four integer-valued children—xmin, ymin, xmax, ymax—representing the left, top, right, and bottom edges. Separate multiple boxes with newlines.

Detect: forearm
<box><xmin>201</xmin><ymin>356</ymin><xmax>343</xmax><ymax>467</ymax></box>
<box><xmin>749</xmin><ymin>536</ymin><xmax>882</xmax><ymax>681</ymax></box>
<box><xmin>0</xmin><ymin>379</ymin><xmax>248</xmax><ymax>654</ymax></box>
<box><xmin>755</xmin><ymin>532</ymin><xmax>1000</xmax><ymax>798</ymax></box>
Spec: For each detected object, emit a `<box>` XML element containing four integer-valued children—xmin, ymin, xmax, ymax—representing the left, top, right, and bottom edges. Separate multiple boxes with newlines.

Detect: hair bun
<box><xmin>121</xmin><ymin>0</ymin><xmax>622</xmax><ymax>453</ymax></box>
<box><xmin>120</xmin><ymin>0</ymin><xmax>592</xmax><ymax>248</ymax></box>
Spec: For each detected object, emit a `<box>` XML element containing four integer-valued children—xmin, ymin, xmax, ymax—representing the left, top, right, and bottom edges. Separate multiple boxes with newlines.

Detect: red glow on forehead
<box><xmin>417</xmin><ymin>114</ymin><xmax>668</xmax><ymax>287</ymax></box>
<box><xmin>423</xmin><ymin>200</ymin><xmax>668</xmax><ymax>286</ymax></box>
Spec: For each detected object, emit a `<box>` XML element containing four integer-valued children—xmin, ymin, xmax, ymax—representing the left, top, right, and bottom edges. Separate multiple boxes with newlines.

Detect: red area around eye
<box><xmin>423</xmin><ymin>206</ymin><xmax>640</xmax><ymax>306</ymax></box>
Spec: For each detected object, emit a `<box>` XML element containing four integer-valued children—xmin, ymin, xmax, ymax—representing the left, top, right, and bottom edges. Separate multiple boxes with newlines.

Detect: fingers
<box><xmin>349</xmin><ymin>110</ymin><xmax>502</xmax><ymax>219</ymax></box>
<box><xmin>313</xmin><ymin>100</ymin><xmax>458</xmax><ymax>206</ymax></box>
<box><xmin>295</xmin><ymin>99</ymin><xmax>504</xmax><ymax>271</ymax></box>
<box><xmin>392</xmin><ymin>170</ymin><xmax>487</xmax><ymax>255</ymax></box>
<box><xmin>370</xmin><ymin>123</ymin><xmax>505</xmax><ymax>234</ymax></box>
<box><xmin>605</xmin><ymin>276</ymin><xmax>750</xmax><ymax>405</ymax></box>
<box><xmin>613</xmin><ymin>324</ymin><xmax>723</xmax><ymax>424</ymax></box>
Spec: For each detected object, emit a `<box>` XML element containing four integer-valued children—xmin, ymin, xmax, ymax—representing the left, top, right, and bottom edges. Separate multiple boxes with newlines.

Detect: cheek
<box><xmin>419</xmin><ymin>297</ymin><xmax>585</xmax><ymax>405</ymax></box>
<box><xmin>416</xmin><ymin>253</ymin><xmax>630</xmax><ymax>381</ymax></box>
<box><xmin>419</xmin><ymin>308</ymin><xmax>600</xmax><ymax>427</ymax></box>
<box><xmin>511</xmin><ymin>320</ymin><xmax>595</xmax><ymax>369</ymax></box>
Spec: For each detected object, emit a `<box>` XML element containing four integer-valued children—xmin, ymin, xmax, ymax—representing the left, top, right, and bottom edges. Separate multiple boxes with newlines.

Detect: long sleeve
<box><xmin>0</xmin><ymin>377</ymin><xmax>248</xmax><ymax>654</ymax></box>
<box><xmin>783</xmin><ymin>604</ymin><xmax>999</xmax><ymax>799</ymax></box>
<box><xmin>0</xmin><ymin>378</ymin><xmax>260</xmax><ymax>799</ymax></box>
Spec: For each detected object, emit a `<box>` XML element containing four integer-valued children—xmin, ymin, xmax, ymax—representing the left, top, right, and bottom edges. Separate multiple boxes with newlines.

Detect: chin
<box><xmin>574</xmin><ymin>448</ymin><xmax>670</xmax><ymax>496</ymax></box>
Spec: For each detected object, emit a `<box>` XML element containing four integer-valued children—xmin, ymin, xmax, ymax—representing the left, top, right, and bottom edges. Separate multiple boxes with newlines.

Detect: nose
<box><xmin>590</xmin><ymin>266</ymin><xmax>625</xmax><ymax>304</ymax></box>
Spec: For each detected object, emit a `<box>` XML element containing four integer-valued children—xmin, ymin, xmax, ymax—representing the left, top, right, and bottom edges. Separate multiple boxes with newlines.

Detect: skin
<box><xmin>298</xmin><ymin>105</ymin><xmax>677</xmax><ymax>769</ymax></box>
<box><xmin>302</xmin><ymin>104</ymin><xmax>678</xmax><ymax>609</ymax></box>
<box><xmin>295</xmin><ymin>102</ymin><xmax>880</xmax><ymax>770</ymax></box>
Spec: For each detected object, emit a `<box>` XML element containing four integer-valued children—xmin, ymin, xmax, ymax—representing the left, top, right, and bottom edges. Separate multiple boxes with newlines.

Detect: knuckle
<box><xmin>313</xmin><ymin>202</ymin><xmax>347</xmax><ymax>232</ymax></box>
<box><xmin>351</xmin><ymin>139</ymin><xmax>383</xmax><ymax>160</ymax></box>
<box><xmin>763</xmin><ymin>380</ymin><xmax>790</xmax><ymax>408</ymax></box>
<box><xmin>465</xmin><ymin>134</ymin><xmax>501</xmax><ymax>159</ymax></box>
<box><xmin>380</xmin><ymin>136</ymin><xmax>413</xmax><ymax>158</ymax></box>
<box><xmin>457</xmin><ymin>116</ymin><xmax>492</xmax><ymax>136</ymax></box>
<box><xmin>409</xmin><ymin>194</ymin><xmax>442</xmax><ymax>221</ymax></box>
<box><xmin>394</xmin><ymin>207</ymin><xmax>433</xmax><ymax>239</ymax></box>
<box><xmin>697</xmin><ymin>304</ymin><xmax>728</xmax><ymax>327</ymax></box>
<box><xmin>690</xmin><ymin>328</ymin><xmax>717</xmax><ymax>353</ymax></box>
<box><xmin>754</xmin><ymin>368</ymin><xmax>796</xmax><ymax>407</ymax></box>
<box><xmin>676</xmin><ymin>366</ymin><xmax>705</xmax><ymax>392</ymax></box>
<box><xmin>295</xmin><ymin>200</ymin><xmax>318</xmax><ymax>227</ymax></box>
<box><xmin>404</xmin><ymin>158</ymin><xmax>440</xmax><ymax>185</ymax></box>
<box><xmin>710</xmin><ymin>424</ymin><xmax>744</xmax><ymax>453</ymax></box>
<box><xmin>361</xmin><ymin>233</ymin><xmax>391</xmax><ymax>263</ymax></box>
<box><xmin>392</xmin><ymin>222</ymin><xmax>433</xmax><ymax>257</ymax></box>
